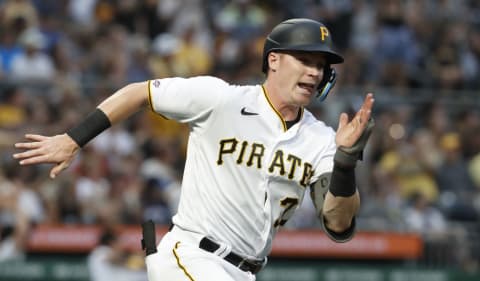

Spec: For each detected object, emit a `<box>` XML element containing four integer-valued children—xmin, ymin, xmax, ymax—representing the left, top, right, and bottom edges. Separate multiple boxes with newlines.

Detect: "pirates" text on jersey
<box><xmin>217</xmin><ymin>138</ymin><xmax>314</xmax><ymax>187</ymax></box>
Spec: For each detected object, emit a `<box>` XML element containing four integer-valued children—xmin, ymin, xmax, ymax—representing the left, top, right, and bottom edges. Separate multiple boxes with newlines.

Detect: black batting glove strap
<box><xmin>66</xmin><ymin>108</ymin><xmax>111</xmax><ymax>148</ymax></box>
<box><xmin>329</xmin><ymin>162</ymin><xmax>356</xmax><ymax>197</ymax></box>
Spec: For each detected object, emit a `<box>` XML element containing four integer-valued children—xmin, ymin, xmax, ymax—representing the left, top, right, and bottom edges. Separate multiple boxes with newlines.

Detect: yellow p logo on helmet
<box><xmin>320</xmin><ymin>26</ymin><xmax>329</xmax><ymax>41</ymax></box>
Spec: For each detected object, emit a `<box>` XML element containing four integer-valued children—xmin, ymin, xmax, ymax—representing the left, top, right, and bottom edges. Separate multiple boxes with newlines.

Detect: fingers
<box><xmin>360</xmin><ymin>93</ymin><xmax>375</xmax><ymax>113</ymax></box>
<box><xmin>355</xmin><ymin>93</ymin><xmax>375</xmax><ymax>124</ymax></box>
<box><xmin>50</xmin><ymin>162</ymin><xmax>68</xmax><ymax>179</ymax></box>
<box><xmin>338</xmin><ymin>113</ymin><xmax>349</xmax><ymax>130</ymax></box>
<box><xmin>25</xmin><ymin>134</ymin><xmax>49</xmax><ymax>141</ymax></box>
<box><xmin>14</xmin><ymin>141</ymin><xmax>42</xmax><ymax>150</ymax></box>
<box><xmin>16</xmin><ymin>154</ymin><xmax>50</xmax><ymax>165</ymax></box>
<box><xmin>14</xmin><ymin>134</ymin><xmax>49</xmax><ymax>150</ymax></box>
<box><xmin>13</xmin><ymin>148</ymin><xmax>44</xmax><ymax>161</ymax></box>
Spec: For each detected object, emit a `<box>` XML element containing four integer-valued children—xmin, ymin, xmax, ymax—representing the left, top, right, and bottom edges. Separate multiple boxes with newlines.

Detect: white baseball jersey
<box><xmin>148</xmin><ymin>76</ymin><xmax>336</xmax><ymax>259</ymax></box>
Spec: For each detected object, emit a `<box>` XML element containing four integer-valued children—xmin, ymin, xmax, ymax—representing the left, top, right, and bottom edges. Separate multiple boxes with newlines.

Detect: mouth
<box><xmin>297</xmin><ymin>82</ymin><xmax>315</xmax><ymax>93</ymax></box>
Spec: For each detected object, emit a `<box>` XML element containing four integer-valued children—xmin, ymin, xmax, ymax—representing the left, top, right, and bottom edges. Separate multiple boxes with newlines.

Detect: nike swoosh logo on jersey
<box><xmin>241</xmin><ymin>107</ymin><xmax>259</xmax><ymax>116</ymax></box>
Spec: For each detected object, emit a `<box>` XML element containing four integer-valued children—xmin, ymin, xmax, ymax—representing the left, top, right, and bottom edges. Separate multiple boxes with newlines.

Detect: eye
<box><xmin>298</xmin><ymin>57</ymin><xmax>313</xmax><ymax>66</ymax></box>
<box><xmin>297</xmin><ymin>56</ymin><xmax>325</xmax><ymax>69</ymax></box>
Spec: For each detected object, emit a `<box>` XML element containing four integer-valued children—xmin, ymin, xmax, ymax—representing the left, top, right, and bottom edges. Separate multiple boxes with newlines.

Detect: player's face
<box><xmin>275</xmin><ymin>51</ymin><xmax>326</xmax><ymax>106</ymax></box>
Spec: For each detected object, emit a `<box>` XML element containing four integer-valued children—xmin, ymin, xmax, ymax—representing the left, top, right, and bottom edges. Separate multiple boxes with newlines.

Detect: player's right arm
<box><xmin>13</xmin><ymin>81</ymin><xmax>150</xmax><ymax>179</ymax></box>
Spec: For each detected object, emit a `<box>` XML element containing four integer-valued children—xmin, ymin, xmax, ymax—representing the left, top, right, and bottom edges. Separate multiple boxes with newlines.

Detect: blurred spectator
<box><xmin>92</xmin><ymin>124</ymin><xmax>137</xmax><ymax>157</ymax></box>
<box><xmin>175</xmin><ymin>26</ymin><xmax>214</xmax><ymax>76</ymax></box>
<box><xmin>56</xmin><ymin>179</ymin><xmax>82</xmax><ymax>224</ymax></box>
<box><xmin>362</xmin><ymin>164</ymin><xmax>407</xmax><ymax>232</ymax></box>
<box><xmin>411</xmin><ymin>129</ymin><xmax>443</xmax><ymax>173</ymax></box>
<box><xmin>68</xmin><ymin>0</ymin><xmax>98</xmax><ymax>27</ymax></box>
<box><xmin>427</xmin><ymin>40</ymin><xmax>464</xmax><ymax>91</ymax></box>
<box><xmin>371</xmin><ymin>0</ymin><xmax>421</xmax><ymax>88</ymax></box>
<box><xmin>137</xmin><ymin>0</ymin><xmax>169</xmax><ymax>39</ymax></box>
<box><xmin>87</xmin><ymin>227</ymin><xmax>147</xmax><ymax>281</ymax></box>
<box><xmin>436</xmin><ymin>132</ymin><xmax>478</xmax><ymax>221</ymax></box>
<box><xmin>214</xmin><ymin>0</ymin><xmax>267</xmax><ymax>41</ymax></box>
<box><xmin>0</xmin><ymin>26</ymin><xmax>23</xmax><ymax>75</ymax></box>
<box><xmin>149</xmin><ymin>28</ymin><xmax>213</xmax><ymax>78</ymax></box>
<box><xmin>350</xmin><ymin>0</ymin><xmax>376</xmax><ymax>52</ymax></box>
<box><xmin>1</xmin><ymin>160</ymin><xmax>46</xmax><ymax>224</ymax></box>
<box><xmin>377</xmin><ymin>139</ymin><xmax>439</xmax><ymax>203</ymax></box>
<box><xmin>141</xmin><ymin>178</ymin><xmax>172</xmax><ymax>225</ymax></box>
<box><xmin>1</xmin><ymin>0</ymin><xmax>39</xmax><ymax>29</ymax></box>
<box><xmin>149</xmin><ymin>32</ymin><xmax>183</xmax><ymax>77</ymax></box>
<box><xmin>462</xmin><ymin>24</ymin><xmax>480</xmax><ymax>89</ymax></box>
<box><xmin>470</xmin><ymin>154</ymin><xmax>480</xmax><ymax>190</ymax></box>
<box><xmin>404</xmin><ymin>192</ymin><xmax>447</xmax><ymax>237</ymax></box>
<box><xmin>469</xmin><ymin>153</ymin><xmax>480</xmax><ymax>216</ymax></box>
<box><xmin>10</xmin><ymin>28</ymin><xmax>56</xmax><ymax>81</ymax></box>
<box><xmin>125</xmin><ymin>35</ymin><xmax>152</xmax><ymax>83</ymax></box>
<box><xmin>73</xmin><ymin>148</ymin><xmax>110</xmax><ymax>224</ymax></box>
<box><xmin>419</xmin><ymin>101</ymin><xmax>451</xmax><ymax>139</ymax></box>
<box><xmin>89</xmin><ymin>24</ymin><xmax>130</xmax><ymax>89</ymax></box>
<box><xmin>0</xmin><ymin>86</ymin><xmax>27</xmax><ymax>129</ymax></box>
<box><xmin>0</xmin><ymin>175</ymin><xmax>31</xmax><ymax>262</ymax></box>
<box><xmin>455</xmin><ymin>109</ymin><xmax>480</xmax><ymax>159</ymax></box>
<box><xmin>158</xmin><ymin>0</ymin><xmax>212</xmax><ymax>51</ymax></box>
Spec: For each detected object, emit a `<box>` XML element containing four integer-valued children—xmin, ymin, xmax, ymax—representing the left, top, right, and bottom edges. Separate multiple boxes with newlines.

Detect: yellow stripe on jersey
<box><xmin>261</xmin><ymin>85</ymin><xmax>305</xmax><ymax>131</ymax></box>
<box><xmin>261</xmin><ymin>85</ymin><xmax>287</xmax><ymax>132</ymax></box>
<box><xmin>148</xmin><ymin>79</ymin><xmax>170</xmax><ymax>120</ymax></box>
<box><xmin>147</xmin><ymin>80</ymin><xmax>154</xmax><ymax>112</ymax></box>
<box><xmin>172</xmin><ymin>241</ymin><xmax>196</xmax><ymax>281</ymax></box>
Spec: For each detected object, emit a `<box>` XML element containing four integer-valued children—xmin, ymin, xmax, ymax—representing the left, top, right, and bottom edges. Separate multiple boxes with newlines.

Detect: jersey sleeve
<box><xmin>148</xmin><ymin>76</ymin><xmax>228</xmax><ymax>123</ymax></box>
<box><xmin>309</xmin><ymin>127</ymin><xmax>336</xmax><ymax>184</ymax></box>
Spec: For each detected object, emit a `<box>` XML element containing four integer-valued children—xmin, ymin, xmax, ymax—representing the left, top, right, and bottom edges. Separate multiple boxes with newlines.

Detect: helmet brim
<box><xmin>270</xmin><ymin>45</ymin><xmax>344</xmax><ymax>64</ymax></box>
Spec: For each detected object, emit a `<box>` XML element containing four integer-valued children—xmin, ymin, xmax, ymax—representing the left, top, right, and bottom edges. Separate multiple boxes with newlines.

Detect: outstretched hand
<box><xmin>13</xmin><ymin>134</ymin><xmax>79</xmax><ymax>179</ymax></box>
<box><xmin>335</xmin><ymin>93</ymin><xmax>374</xmax><ymax>148</ymax></box>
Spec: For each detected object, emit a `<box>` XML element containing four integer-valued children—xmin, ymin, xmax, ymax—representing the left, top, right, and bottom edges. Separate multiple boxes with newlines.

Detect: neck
<box><xmin>263</xmin><ymin>80</ymin><xmax>301</xmax><ymax>121</ymax></box>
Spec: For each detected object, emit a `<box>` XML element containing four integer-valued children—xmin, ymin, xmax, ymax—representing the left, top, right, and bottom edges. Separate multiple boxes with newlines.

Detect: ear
<box><xmin>268</xmin><ymin>52</ymin><xmax>280</xmax><ymax>72</ymax></box>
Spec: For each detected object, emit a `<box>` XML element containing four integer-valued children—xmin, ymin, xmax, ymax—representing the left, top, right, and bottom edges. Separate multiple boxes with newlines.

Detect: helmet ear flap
<box><xmin>316</xmin><ymin>67</ymin><xmax>337</xmax><ymax>102</ymax></box>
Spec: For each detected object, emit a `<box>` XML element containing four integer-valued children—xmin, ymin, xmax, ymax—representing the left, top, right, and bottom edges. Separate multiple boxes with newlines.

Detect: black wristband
<box><xmin>329</xmin><ymin>161</ymin><xmax>356</xmax><ymax>197</ymax></box>
<box><xmin>66</xmin><ymin>108</ymin><xmax>111</xmax><ymax>147</ymax></box>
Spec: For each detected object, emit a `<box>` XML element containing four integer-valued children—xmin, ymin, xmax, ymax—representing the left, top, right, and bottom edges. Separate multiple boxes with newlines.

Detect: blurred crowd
<box><xmin>1</xmin><ymin>0</ymin><xmax>480</xmax><ymax>269</ymax></box>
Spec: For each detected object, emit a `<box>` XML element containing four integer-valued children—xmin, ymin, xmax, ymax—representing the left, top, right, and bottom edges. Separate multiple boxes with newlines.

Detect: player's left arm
<box><xmin>310</xmin><ymin>172</ymin><xmax>360</xmax><ymax>242</ymax></box>
<box><xmin>313</xmin><ymin>93</ymin><xmax>374</xmax><ymax>242</ymax></box>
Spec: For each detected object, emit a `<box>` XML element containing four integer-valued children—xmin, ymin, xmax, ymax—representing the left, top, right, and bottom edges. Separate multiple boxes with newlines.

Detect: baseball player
<box><xmin>13</xmin><ymin>18</ymin><xmax>374</xmax><ymax>281</ymax></box>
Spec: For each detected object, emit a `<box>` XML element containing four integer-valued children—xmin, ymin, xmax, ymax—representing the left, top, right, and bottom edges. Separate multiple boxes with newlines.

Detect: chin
<box><xmin>296</xmin><ymin>92</ymin><xmax>314</xmax><ymax>106</ymax></box>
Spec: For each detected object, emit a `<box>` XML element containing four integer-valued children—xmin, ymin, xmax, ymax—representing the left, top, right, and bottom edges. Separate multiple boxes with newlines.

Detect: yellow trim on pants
<box><xmin>173</xmin><ymin>241</ymin><xmax>196</xmax><ymax>281</ymax></box>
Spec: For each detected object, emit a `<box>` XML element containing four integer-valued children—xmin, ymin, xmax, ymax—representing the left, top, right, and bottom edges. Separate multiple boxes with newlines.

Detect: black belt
<box><xmin>199</xmin><ymin>237</ymin><xmax>265</xmax><ymax>274</ymax></box>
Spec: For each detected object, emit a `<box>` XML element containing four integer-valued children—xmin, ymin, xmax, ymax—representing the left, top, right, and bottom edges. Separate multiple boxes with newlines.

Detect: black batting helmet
<box><xmin>262</xmin><ymin>18</ymin><xmax>344</xmax><ymax>101</ymax></box>
<box><xmin>262</xmin><ymin>18</ymin><xmax>344</xmax><ymax>72</ymax></box>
